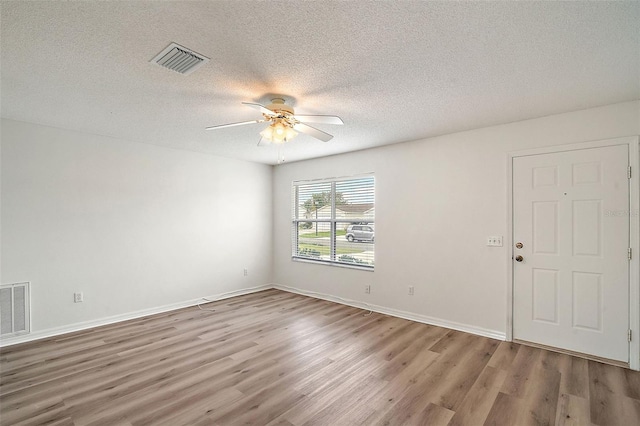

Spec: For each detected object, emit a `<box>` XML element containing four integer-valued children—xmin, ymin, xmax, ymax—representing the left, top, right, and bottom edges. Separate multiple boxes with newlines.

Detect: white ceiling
<box><xmin>1</xmin><ymin>1</ymin><xmax>639</xmax><ymax>165</ymax></box>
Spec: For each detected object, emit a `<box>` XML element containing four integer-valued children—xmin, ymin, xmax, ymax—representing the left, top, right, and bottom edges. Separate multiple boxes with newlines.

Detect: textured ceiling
<box><xmin>1</xmin><ymin>1</ymin><xmax>639</xmax><ymax>165</ymax></box>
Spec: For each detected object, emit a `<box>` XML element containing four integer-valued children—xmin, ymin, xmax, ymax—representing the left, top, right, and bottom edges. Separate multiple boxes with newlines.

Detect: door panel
<box><xmin>533</xmin><ymin>201</ymin><xmax>558</xmax><ymax>254</ymax></box>
<box><xmin>572</xmin><ymin>271</ymin><xmax>602</xmax><ymax>331</ymax></box>
<box><xmin>573</xmin><ymin>200</ymin><xmax>601</xmax><ymax>256</ymax></box>
<box><xmin>513</xmin><ymin>144</ymin><xmax>629</xmax><ymax>362</ymax></box>
<box><xmin>532</xmin><ymin>268</ymin><xmax>559</xmax><ymax>324</ymax></box>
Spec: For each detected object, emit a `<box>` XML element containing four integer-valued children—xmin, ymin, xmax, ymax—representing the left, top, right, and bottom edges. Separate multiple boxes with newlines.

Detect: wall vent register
<box><xmin>0</xmin><ymin>282</ymin><xmax>30</xmax><ymax>337</ymax></box>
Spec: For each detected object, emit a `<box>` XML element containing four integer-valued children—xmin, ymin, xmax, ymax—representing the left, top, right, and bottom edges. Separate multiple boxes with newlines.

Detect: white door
<box><xmin>513</xmin><ymin>144</ymin><xmax>630</xmax><ymax>362</ymax></box>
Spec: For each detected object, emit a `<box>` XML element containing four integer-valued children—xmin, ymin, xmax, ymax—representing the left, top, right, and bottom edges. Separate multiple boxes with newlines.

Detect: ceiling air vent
<box><xmin>150</xmin><ymin>42</ymin><xmax>209</xmax><ymax>75</ymax></box>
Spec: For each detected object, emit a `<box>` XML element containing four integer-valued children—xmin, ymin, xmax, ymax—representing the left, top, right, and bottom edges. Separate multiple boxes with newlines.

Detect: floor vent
<box><xmin>150</xmin><ymin>42</ymin><xmax>210</xmax><ymax>75</ymax></box>
<box><xmin>0</xmin><ymin>282</ymin><xmax>30</xmax><ymax>337</ymax></box>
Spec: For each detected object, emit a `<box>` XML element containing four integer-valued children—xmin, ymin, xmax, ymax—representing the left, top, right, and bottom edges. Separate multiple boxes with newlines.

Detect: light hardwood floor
<box><xmin>1</xmin><ymin>289</ymin><xmax>639</xmax><ymax>425</ymax></box>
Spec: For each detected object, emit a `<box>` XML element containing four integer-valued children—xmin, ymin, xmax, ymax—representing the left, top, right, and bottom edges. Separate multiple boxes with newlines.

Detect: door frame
<box><xmin>506</xmin><ymin>136</ymin><xmax>640</xmax><ymax>370</ymax></box>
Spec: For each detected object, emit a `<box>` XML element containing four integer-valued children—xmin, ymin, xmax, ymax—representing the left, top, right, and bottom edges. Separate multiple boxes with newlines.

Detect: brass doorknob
<box><xmin>515</xmin><ymin>255</ymin><xmax>524</xmax><ymax>262</ymax></box>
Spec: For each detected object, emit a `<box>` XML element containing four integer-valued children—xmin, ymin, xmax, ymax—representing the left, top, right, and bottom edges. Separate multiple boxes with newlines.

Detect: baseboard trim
<box><xmin>0</xmin><ymin>285</ymin><xmax>272</xmax><ymax>347</ymax></box>
<box><xmin>0</xmin><ymin>283</ymin><xmax>506</xmax><ymax>347</ymax></box>
<box><xmin>272</xmin><ymin>284</ymin><xmax>506</xmax><ymax>341</ymax></box>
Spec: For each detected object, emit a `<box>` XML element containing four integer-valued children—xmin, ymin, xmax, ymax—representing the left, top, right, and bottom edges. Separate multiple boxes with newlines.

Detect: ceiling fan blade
<box><xmin>205</xmin><ymin>119</ymin><xmax>266</xmax><ymax>130</ymax></box>
<box><xmin>293</xmin><ymin>123</ymin><xmax>333</xmax><ymax>142</ymax></box>
<box><xmin>242</xmin><ymin>102</ymin><xmax>276</xmax><ymax>116</ymax></box>
<box><xmin>293</xmin><ymin>114</ymin><xmax>344</xmax><ymax>125</ymax></box>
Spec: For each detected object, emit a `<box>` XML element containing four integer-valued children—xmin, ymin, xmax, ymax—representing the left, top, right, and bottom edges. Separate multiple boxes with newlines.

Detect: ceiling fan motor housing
<box><xmin>266</xmin><ymin>98</ymin><xmax>294</xmax><ymax>115</ymax></box>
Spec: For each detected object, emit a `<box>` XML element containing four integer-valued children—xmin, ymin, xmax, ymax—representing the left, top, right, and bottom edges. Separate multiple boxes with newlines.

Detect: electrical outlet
<box><xmin>487</xmin><ymin>236</ymin><xmax>503</xmax><ymax>247</ymax></box>
<box><xmin>365</xmin><ymin>284</ymin><xmax>371</xmax><ymax>294</ymax></box>
<box><xmin>74</xmin><ymin>292</ymin><xmax>83</xmax><ymax>303</ymax></box>
<box><xmin>243</xmin><ymin>268</ymin><xmax>248</xmax><ymax>276</ymax></box>
<box><xmin>408</xmin><ymin>286</ymin><xmax>414</xmax><ymax>295</ymax></box>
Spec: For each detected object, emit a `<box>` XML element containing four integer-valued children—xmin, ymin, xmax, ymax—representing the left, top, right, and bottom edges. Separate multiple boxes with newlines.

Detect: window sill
<box><xmin>292</xmin><ymin>256</ymin><xmax>374</xmax><ymax>272</ymax></box>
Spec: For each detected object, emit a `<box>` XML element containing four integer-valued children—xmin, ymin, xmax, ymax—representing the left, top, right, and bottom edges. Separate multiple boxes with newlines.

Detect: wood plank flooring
<box><xmin>1</xmin><ymin>289</ymin><xmax>639</xmax><ymax>425</ymax></box>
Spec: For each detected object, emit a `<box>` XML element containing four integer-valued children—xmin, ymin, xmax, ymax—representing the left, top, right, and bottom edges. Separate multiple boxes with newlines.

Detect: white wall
<box><xmin>1</xmin><ymin>119</ymin><xmax>272</xmax><ymax>335</ymax></box>
<box><xmin>2</xmin><ymin>101</ymin><xmax>638</xmax><ymax>343</ymax></box>
<box><xmin>273</xmin><ymin>101</ymin><xmax>640</xmax><ymax>337</ymax></box>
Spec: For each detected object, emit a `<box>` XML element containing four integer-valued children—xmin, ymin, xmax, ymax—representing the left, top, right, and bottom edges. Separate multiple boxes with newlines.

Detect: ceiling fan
<box><xmin>206</xmin><ymin>98</ymin><xmax>343</xmax><ymax>143</ymax></box>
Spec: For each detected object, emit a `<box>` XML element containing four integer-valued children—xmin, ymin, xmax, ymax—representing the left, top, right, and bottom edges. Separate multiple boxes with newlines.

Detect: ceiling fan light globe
<box><xmin>274</xmin><ymin>122</ymin><xmax>286</xmax><ymax>136</ymax></box>
<box><xmin>259</xmin><ymin>126</ymin><xmax>273</xmax><ymax>140</ymax></box>
<box><xmin>285</xmin><ymin>127</ymin><xmax>298</xmax><ymax>141</ymax></box>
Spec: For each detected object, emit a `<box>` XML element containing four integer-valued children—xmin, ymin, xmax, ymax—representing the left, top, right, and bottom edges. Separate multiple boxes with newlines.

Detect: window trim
<box><xmin>291</xmin><ymin>173</ymin><xmax>375</xmax><ymax>270</ymax></box>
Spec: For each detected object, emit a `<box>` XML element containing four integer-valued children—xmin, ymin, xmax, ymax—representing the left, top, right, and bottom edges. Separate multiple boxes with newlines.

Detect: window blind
<box><xmin>292</xmin><ymin>175</ymin><xmax>375</xmax><ymax>269</ymax></box>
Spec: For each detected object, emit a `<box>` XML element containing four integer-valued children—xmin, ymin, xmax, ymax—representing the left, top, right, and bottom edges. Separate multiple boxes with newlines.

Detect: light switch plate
<box><xmin>487</xmin><ymin>236</ymin><xmax>503</xmax><ymax>247</ymax></box>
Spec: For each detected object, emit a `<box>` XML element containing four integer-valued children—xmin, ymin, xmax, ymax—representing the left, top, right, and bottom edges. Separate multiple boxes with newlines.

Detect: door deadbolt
<box><xmin>515</xmin><ymin>242</ymin><xmax>523</xmax><ymax>249</ymax></box>
<box><xmin>515</xmin><ymin>255</ymin><xmax>524</xmax><ymax>262</ymax></box>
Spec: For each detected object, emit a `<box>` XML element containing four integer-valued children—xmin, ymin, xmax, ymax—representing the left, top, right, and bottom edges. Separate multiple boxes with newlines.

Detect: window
<box><xmin>292</xmin><ymin>175</ymin><xmax>375</xmax><ymax>269</ymax></box>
